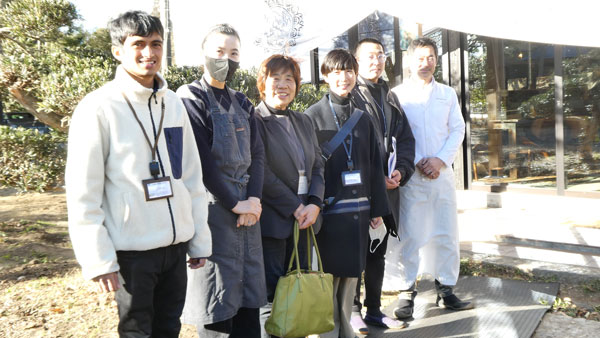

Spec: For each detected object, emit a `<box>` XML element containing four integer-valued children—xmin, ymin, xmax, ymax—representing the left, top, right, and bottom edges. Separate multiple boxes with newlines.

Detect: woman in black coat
<box><xmin>254</xmin><ymin>55</ymin><xmax>325</xmax><ymax>338</ymax></box>
<box><xmin>304</xmin><ymin>49</ymin><xmax>389</xmax><ymax>338</ymax></box>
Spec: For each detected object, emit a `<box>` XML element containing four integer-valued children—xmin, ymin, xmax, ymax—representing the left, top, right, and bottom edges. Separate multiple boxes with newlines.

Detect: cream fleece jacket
<box><xmin>66</xmin><ymin>66</ymin><xmax>211</xmax><ymax>280</ymax></box>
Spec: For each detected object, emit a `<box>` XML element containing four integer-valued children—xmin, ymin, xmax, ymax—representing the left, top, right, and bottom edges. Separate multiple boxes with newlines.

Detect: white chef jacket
<box><xmin>393</xmin><ymin>79</ymin><xmax>465</xmax><ymax>167</ymax></box>
<box><xmin>385</xmin><ymin>79</ymin><xmax>465</xmax><ymax>290</ymax></box>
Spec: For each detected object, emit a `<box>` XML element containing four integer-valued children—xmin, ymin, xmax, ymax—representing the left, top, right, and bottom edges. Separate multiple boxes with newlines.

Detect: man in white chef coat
<box><xmin>391</xmin><ymin>37</ymin><xmax>472</xmax><ymax>319</ymax></box>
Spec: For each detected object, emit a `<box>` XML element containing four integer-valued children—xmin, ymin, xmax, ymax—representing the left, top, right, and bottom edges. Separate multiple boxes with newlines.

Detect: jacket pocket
<box><xmin>211</xmin><ymin>112</ymin><xmax>243</xmax><ymax>165</ymax></box>
<box><xmin>164</xmin><ymin>127</ymin><xmax>183</xmax><ymax>179</ymax></box>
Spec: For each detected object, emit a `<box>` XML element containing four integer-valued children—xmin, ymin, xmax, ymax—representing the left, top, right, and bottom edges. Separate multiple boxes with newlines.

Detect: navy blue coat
<box><xmin>305</xmin><ymin>94</ymin><xmax>389</xmax><ymax>277</ymax></box>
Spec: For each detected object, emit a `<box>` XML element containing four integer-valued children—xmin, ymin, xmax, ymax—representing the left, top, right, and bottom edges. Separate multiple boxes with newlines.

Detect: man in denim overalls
<box><xmin>177</xmin><ymin>24</ymin><xmax>267</xmax><ymax>338</ymax></box>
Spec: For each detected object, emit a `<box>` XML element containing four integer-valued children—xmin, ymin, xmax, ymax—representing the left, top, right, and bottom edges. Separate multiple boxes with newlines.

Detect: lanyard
<box><xmin>362</xmin><ymin>84</ymin><xmax>387</xmax><ymax>139</ymax></box>
<box><xmin>371</xmin><ymin>90</ymin><xmax>387</xmax><ymax>137</ymax></box>
<box><xmin>328</xmin><ymin>95</ymin><xmax>354</xmax><ymax>170</ymax></box>
<box><xmin>358</xmin><ymin>78</ymin><xmax>388</xmax><ymax>138</ymax></box>
<box><xmin>122</xmin><ymin>92</ymin><xmax>165</xmax><ymax>178</ymax></box>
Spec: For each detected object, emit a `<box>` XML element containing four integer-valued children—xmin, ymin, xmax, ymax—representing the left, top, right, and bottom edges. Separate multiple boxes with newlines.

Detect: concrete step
<box><xmin>495</xmin><ymin>235</ymin><xmax>600</xmax><ymax>255</ymax></box>
<box><xmin>460</xmin><ymin>241</ymin><xmax>600</xmax><ymax>283</ymax></box>
<box><xmin>461</xmin><ymin>241</ymin><xmax>600</xmax><ymax>267</ymax></box>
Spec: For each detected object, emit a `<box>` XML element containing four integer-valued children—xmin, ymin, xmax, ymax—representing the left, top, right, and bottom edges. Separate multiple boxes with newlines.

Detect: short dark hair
<box><xmin>108</xmin><ymin>11</ymin><xmax>164</xmax><ymax>46</ymax></box>
<box><xmin>408</xmin><ymin>37</ymin><xmax>438</xmax><ymax>60</ymax></box>
<box><xmin>321</xmin><ymin>49</ymin><xmax>358</xmax><ymax>76</ymax></box>
<box><xmin>354</xmin><ymin>38</ymin><xmax>385</xmax><ymax>56</ymax></box>
<box><xmin>202</xmin><ymin>23</ymin><xmax>241</xmax><ymax>51</ymax></box>
<box><xmin>256</xmin><ymin>54</ymin><xmax>301</xmax><ymax>101</ymax></box>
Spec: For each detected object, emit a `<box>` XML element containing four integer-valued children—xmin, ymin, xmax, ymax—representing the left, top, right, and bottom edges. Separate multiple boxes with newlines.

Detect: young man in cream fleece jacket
<box><xmin>65</xmin><ymin>11</ymin><xmax>211</xmax><ymax>337</ymax></box>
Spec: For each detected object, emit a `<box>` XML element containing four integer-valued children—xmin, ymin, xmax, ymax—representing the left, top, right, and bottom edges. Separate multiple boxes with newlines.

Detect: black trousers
<box><xmin>262</xmin><ymin>233</ymin><xmax>311</xmax><ymax>301</ymax></box>
<box><xmin>115</xmin><ymin>241</ymin><xmax>188</xmax><ymax>338</ymax></box>
<box><xmin>260</xmin><ymin>233</ymin><xmax>311</xmax><ymax>338</ymax></box>
<box><xmin>202</xmin><ymin>307</ymin><xmax>261</xmax><ymax>338</ymax></box>
<box><xmin>354</xmin><ymin>231</ymin><xmax>390</xmax><ymax>312</ymax></box>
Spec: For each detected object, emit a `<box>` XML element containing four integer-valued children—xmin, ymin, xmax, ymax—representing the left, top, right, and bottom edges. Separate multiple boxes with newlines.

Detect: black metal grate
<box><xmin>362</xmin><ymin>276</ymin><xmax>558</xmax><ymax>338</ymax></box>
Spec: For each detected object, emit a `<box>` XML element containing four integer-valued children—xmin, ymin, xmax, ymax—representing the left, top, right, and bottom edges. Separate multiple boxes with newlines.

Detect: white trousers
<box><xmin>386</xmin><ymin>167</ymin><xmax>460</xmax><ymax>291</ymax></box>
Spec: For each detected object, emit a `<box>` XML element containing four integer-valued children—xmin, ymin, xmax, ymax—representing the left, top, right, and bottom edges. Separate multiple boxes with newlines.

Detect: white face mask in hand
<box><xmin>369</xmin><ymin>224</ymin><xmax>387</xmax><ymax>253</ymax></box>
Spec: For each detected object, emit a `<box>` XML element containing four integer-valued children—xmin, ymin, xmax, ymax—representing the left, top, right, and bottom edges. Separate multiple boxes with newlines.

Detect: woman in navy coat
<box><xmin>304</xmin><ymin>49</ymin><xmax>389</xmax><ymax>338</ymax></box>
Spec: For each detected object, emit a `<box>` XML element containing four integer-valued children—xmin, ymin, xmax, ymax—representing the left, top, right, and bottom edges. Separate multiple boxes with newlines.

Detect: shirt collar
<box><xmin>115</xmin><ymin>65</ymin><xmax>168</xmax><ymax>102</ymax></box>
<box><xmin>329</xmin><ymin>90</ymin><xmax>352</xmax><ymax>105</ymax></box>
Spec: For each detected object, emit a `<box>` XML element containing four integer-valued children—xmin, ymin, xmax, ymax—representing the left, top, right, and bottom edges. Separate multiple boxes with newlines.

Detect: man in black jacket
<box><xmin>350</xmin><ymin>38</ymin><xmax>415</xmax><ymax>332</ymax></box>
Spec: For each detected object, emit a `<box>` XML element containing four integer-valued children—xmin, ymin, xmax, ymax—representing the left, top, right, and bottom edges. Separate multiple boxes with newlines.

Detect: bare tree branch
<box><xmin>0</xmin><ymin>27</ymin><xmax>33</xmax><ymax>55</ymax></box>
<box><xmin>8</xmin><ymin>87</ymin><xmax>65</xmax><ymax>131</ymax></box>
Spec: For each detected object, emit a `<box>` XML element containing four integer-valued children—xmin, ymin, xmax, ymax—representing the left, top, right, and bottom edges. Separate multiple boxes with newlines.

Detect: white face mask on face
<box><xmin>369</xmin><ymin>224</ymin><xmax>387</xmax><ymax>253</ymax></box>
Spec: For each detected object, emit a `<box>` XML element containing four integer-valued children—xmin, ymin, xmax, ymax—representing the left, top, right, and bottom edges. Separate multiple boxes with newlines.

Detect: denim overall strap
<box><xmin>200</xmin><ymin>78</ymin><xmax>252</xmax><ymax>184</ymax></box>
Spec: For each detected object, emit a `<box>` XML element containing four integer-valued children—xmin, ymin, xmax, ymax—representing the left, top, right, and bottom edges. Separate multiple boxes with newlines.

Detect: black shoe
<box><xmin>436</xmin><ymin>294</ymin><xmax>474</xmax><ymax>310</ymax></box>
<box><xmin>363</xmin><ymin>308</ymin><xmax>407</xmax><ymax>328</ymax></box>
<box><xmin>394</xmin><ymin>287</ymin><xmax>417</xmax><ymax>319</ymax></box>
<box><xmin>393</xmin><ymin>299</ymin><xmax>414</xmax><ymax>319</ymax></box>
<box><xmin>434</xmin><ymin>280</ymin><xmax>474</xmax><ymax>311</ymax></box>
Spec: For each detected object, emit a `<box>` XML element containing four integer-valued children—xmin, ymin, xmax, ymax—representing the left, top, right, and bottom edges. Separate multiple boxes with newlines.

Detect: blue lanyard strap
<box><xmin>328</xmin><ymin>95</ymin><xmax>342</xmax><ymax>130</ymax></box>
<box><xmin>328</xmin><ymin>95</ymin><xmax>354</xmax><ymax>170</ymax></box>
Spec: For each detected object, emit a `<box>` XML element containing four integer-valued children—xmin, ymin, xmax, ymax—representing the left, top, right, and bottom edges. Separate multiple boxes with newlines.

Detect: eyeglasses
<box><xmin>364</xmin><ymin>54</ymin><xmax>387</xmax><ymax>62</ymax></box>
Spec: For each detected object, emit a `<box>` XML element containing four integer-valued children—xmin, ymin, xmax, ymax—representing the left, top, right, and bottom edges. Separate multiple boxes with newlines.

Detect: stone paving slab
<box><xmin>532</xmin><ymin>312</ymin><xmax>600</xmax><ymax>338</ymax></box>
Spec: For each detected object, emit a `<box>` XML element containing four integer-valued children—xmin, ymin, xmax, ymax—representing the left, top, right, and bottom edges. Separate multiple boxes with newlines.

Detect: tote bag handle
<box><xmin>286</xmin><ymin>221</ymin><xmax>325</xmax><ymax>275</ymax></box>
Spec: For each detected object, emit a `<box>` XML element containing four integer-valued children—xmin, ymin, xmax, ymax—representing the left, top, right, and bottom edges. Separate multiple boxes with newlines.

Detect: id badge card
<box><xmin>297</xmin><ymin>170</ymin><xmax>308</xmax><ymax>195</ymax></box>
<box><xmin>341</xmin><ymin>170</ymin><xmax>362</xmax><ymax>186</ymax></box>
<box><xmin>142</xmin><ymin>176</ymin><xmax>174</xmax><ymax>201</ymax></box>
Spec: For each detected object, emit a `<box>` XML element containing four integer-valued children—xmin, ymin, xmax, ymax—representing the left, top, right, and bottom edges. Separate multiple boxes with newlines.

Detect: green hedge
<box><xmin>0</xmin><ymin>126</ymin><xmax>66</xmax><ymax>192</ymax></box>
<box><xmin>288</xmin><ymin>84</ymin><xmax>328</xmax><ymax>112</ymax></box>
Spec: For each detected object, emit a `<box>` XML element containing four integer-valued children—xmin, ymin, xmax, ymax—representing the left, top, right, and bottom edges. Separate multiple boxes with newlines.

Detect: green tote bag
<box><xmin>265</xmin><ymin>222</ymin><xmax>334</xmax><ymax>337</ymax></box>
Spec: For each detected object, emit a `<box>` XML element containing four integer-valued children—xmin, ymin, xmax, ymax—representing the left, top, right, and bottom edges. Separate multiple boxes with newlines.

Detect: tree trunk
<box><xmin>8</xmin><ymin>87</ymin><xmax>66</xmax><ymax>132</ymax></box>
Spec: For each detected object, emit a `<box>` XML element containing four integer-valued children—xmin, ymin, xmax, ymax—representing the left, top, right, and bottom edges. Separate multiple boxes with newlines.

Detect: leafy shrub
<box><xmin>37</xmin><ymin>44</ymin><xmax>116</xmax><ymax>128</ymax></box>
<box><xmin>0</xmin><ymin>0</ymin><xmax>117</xmax><ymax>132</ymax></box>
<box><xmin>289</xmin><ymin>84</ymin><xmax>328</xmax><ymax>112</ymax></box>
<box><xmin>164</xmin><ymin>65</ymin><xmax>326</xmax><ymax>111</ymax></box>
<box><xmin>227</xmin><ymin>68</ymin><xmax>260</xmax><ymax>105</ymax></box>
<box><xmin>163</xmin><ymin>65</ymin><xmax>204</xmax><ymax>93</ymax></box>
<box><xmin>165</xmin><ymin>65</ymin><xmax>261</xmax><ymax>104</ymax></box>
<box><xmin>0</xmin><ymin>126</ymin><xmax>66</xmax><ymax>192</ymax></box>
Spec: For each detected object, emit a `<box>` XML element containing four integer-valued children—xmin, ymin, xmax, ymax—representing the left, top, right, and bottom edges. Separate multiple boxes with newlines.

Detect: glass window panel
<box><xmin>315</xmin><ymin>33</ymin><xmax>344</xmax><ymax>82</ymax></box>
<box><xmin>357</xmin><ymin>11</ymin><xmax>396</xmax><ymax>83</ymax></box>
<box><xmin>468</xmin><ymin>35</ymin><xmax>557</xmax><ymax>189</ymax></box>
<box><xmin>562</xmin><ymin>46</ymin><xmax>600</xmax><ymax>192</ymax></box>
<box><xmin>357</xmin><ymin>11</ymin><xmax>395</xmax><ymax>53</ymax></box>
<box><xmin>323</xmin><ymin>11</ymin><xmax>399</xmax><ymax>83</ymax></box>
<box><xmin>297</xmin><ymin>49</ymin><xmax>312</xmax><ymax>84</ymax></box>
<box><xmin>332</xmin><ymin>31</ymin><xmax>349</xmax><ymax>50</ymax></box>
